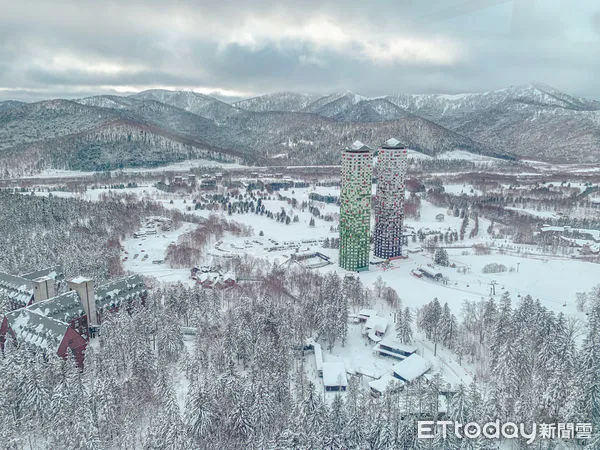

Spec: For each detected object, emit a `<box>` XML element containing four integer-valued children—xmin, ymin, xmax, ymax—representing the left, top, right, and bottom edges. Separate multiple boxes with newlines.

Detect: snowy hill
<box><xmin>130</xmin><ymin>89</ymin><xmax>245</xmax><ymax>123</ymax></box>
<box><xmin>233</xmin><ymin>92</ymin><xmax>320</xmax><ymax>112</ymax></box>
<box><xmin>1</xmin><ymin>83</ymin><xmax>598</xmax><ymax>173</ymax></box>
<box><xmin>386</xmin><ymin>84</ymin><xmax>600</xmax><ymax>163</ymax></box>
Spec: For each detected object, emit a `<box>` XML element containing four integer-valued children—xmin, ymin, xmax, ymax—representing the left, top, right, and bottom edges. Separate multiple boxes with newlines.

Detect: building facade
<box><xmin>374</xmin><ymin>138</ymin><xmax>407</xmax><ymax>259</ymax></box>
<box><xmin>339</xmin><ymin>141</ymin><xmax>373</xmax><ymax>271</ymax></box>
<box><xmin>1</xmin><ymin>273</ymin><xmax>147</xmax><ymax>367</ymax></box>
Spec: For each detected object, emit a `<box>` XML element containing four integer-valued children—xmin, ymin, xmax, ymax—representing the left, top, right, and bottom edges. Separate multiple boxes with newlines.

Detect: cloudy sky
<box><xmin>1</xmin><ymin>0</ymin><xmax>599</xmax><ymax>101</ymax></box>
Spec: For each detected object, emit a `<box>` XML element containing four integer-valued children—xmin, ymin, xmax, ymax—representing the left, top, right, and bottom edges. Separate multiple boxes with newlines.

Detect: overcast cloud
<box><xmin>0</xmin><ymin>0</ymin><xmax>599</xmax><ymax>101</ymax></box>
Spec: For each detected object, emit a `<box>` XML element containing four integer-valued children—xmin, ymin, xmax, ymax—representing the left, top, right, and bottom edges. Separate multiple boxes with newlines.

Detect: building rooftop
<box><xmin>377</xmin><ymin>337</ymin><xmax>418</xmax><ymax>354</ymax></box>
<box><xmin>369</xmin><ymin>374</ymin><xmax>404</xmax><ymax>393</ymax></box>
<box><xmin>345</xmin><ymin>140</ymin><xmax>372</xmax><ymax>153</ymax></box>
<box><xmin>69</xmin><ymin>276</ymin><xmax>93</xmax><ymax>284</ymax></box>
<box><xmin>322</xmin><ymin>362</ymin><xmax>348</xmax><ymax>387</ymax></box>
<box><xmin>364</xmin><ymin>315</ymin><xmax>388</xmax><ymax>334</ymax></box>
<box><xmin>5</xmin><ymin>309</ymin><xmax>68</xmax><ymax>352</ymax></box>
<box><xmin>27</xmin><ymin>291</ymin><xmax>84</xmax><ymax>324</ymax></box>
<box><xmin>0</xmin><ymin>271</ymin><xmax>34</xmax><ymax>306</ymax></box>
<box><xmin>95</xmin><ymin>274</ymin><xmax>146</xmax><ymax>311</ymax></box>
<box><xmin>382</xmin><ymin>138</ymin><xmax>405</xmax><ymax>149</ymax></box>
<box><xmin>392</xmin><ymin>354</ymin><xmax>430</xmax><ymax>382</ymax></box>
<box><xmin>20</xmin><ymin>266</ymin><xmax>63</xmax><ymax>281</ymax></box>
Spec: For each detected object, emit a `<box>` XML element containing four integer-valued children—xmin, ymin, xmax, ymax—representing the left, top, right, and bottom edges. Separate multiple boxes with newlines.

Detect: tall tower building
<box><xmin>339</xmin><ymin>141</ymin><xmax>373</xmax><ymax>271</ymax></box>
<box><xmin>374</xmin><ymin>138</ymin><xmax>407</xmax><ymax>259</ymax></box>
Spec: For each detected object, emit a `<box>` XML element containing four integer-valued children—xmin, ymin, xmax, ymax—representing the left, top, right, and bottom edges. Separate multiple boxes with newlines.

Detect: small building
<box><xmin>363</xmin><ymin>315</ymin><xmax>388</xmax><ymax>342</ymax></box>
<box><xmin>416</xmin><ymin>268</ymin><xmax>444</xmax><ymax>282</ymax></box>
<box><xmin>373</xmin><ymin>338</ymin><xmax>417</xmax><ymax>360</ymax></box>
<box><xmin>322</xmin><ymin>362</ymin><xmax>348</xmax><ymax>391</ymax></box>
<box><xmin>369</xmin><ymin>374</ymin><xmax>404</xmax><ymax>397</ymax></box>
<box><xmin>357</xmin><ymin>309</ymin><xmax>378</xmax><ymax>322</ymax></box>
<box><xmin>435</xmin><ymin>213</ymin><xmax>445</xmax><ymax>222</ymax></box>
<box><xmin>392</xmin><ymin>354</ymin><xmax>431</xmax><ymax>383</ymax></box>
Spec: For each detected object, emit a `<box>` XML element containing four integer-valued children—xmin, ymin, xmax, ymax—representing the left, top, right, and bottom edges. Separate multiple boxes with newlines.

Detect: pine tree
<box><xmin>186</xmin><ymin>377</ymin><xmax>215</xmax><ymax>445</ymax></box>
<box><xmin>395</xmin><ymin>306</ymin><xmax>414</xmax><ymax>344</ymax></box>
<box><xmin>575</xmin><ymin>288</ymin><xmax>600</xmax><ymax>439</ymax></box>
<box><xmin>434</xmin><ymin>247</ymin><xmax>449</xmax><ymax>266</ymax></box>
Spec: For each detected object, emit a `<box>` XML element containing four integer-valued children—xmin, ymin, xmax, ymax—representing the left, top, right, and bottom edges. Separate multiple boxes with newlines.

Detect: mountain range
<box><xmin>0</xmin><ymin>83</ymin><xmax>598</xmax><ymax>173</ymax></box>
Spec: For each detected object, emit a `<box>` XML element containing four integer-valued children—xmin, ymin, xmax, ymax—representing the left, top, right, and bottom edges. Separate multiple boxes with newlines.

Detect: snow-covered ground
<box><xmin>435</xmin><ymin>150</ymin><xmax>501</xmax><ymax>163</ymax></box>
<box><xmin>504</xmin><ymin>206</ymin><xmax>559</xmax><ymax>219</ymax></box>
<box><xmin>19</xmin><ymin>158</ymin><xmax>245</xmax><ymax>179</ymax></box>
<box><xmin>25</xmin><ymin>182</ymin><xmax>599</xmax><ymax>324</ymax></box>
<box><xmin>443</xmin><ymin>183</ymin><xmax>482</xmax><ymax>196</ymax></box>
<box><xmin>122</xmin><ymin>222</ymin><xmax>197</xmax><ymax>284</ymax></box>
<box><xmin>12</xmin><ymin>172</ymin><xmax>600</xmax><ymax>402</ymax></box>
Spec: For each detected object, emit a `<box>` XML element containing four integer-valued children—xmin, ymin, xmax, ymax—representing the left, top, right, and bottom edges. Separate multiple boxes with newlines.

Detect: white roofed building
<box><xmin>373</xmin><ymin>337</ymin><xmax>417</xmax><ymax>360</ymax></box>
<box><xmin>323</xmin><ymin>362</ymin><xmax>348</xmax><ymax>391</ymax></box>
<box><xmin>392</xmin><ymin>354</ymin><xmax>431</xmax><ymax>383</ymax></box>
<box><xmin>369</xmin><ymin>374</ymin><xmax>404</xmax><ymax>397</ymax></box>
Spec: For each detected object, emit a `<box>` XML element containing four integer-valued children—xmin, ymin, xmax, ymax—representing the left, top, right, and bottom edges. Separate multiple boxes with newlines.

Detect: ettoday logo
<box><xmin>418</xmin><ymin>420</ymin><xmax>593</xmax><ymax>444</ymax></box>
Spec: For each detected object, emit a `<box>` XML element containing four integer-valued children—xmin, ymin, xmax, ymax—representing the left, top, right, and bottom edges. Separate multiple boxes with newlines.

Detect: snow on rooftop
<box><xmin>348</xmin><ymin>140</ymin><xmax>371</xmax><ymax>152</ymax></box>
<box><xmin>383</xmin><ymin>138</ymin><xmax>404</xmax><ymax>149</ymax></box>
<box><xmin>314</xmin><ymin>342</ymin><xmax>323</xmax><ymax>371</ymax></box>
<box><xmin>367</xmin><ymin>329</ymin><xmax>383</xmax><ymax>343</ymax></box>
<box><xmin>369</xmin><ymin>374</ymin><xmax>404</xmax><ymax>393</ymax></box>
<box><xmin>6</xmin><ymin>309</ymin><xmax>68</xmax><ymax>352</ymax></box>
<box><xmin>322</xmin><ymin>362</ymin><xmax>348</xmax><ymax>387</ymax></box>
<box><xmin>70</xmin><ymin>276</ymin><xmax>92</xmax><ymax>284</ymax></box>
<box><xmin>27</xmin><ymin>291</ymin><xmax>83</xmax><ymax>323</ymax></box>
<box><xmin>364</xmin><ymin>315</ymin><xmax>388</xmax><ymax>334</ymax></box>
<box><xmin>377</xmin><ymin>337</ymin><xmax>417</xmax><ymax>354</ymax></box>
<box><xmin>392</xmin><ymin>354</ymin><xmax>431</xmax><ymax>382</ymax></box>
<box><xmin>358</xmin><ymin>309</ymin><xmax>377</xmax><ymax>318</ymax></box>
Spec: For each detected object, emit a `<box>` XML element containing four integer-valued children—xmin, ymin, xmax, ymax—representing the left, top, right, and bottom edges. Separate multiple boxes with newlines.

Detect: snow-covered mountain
<box><xmin>386</xmin><ymin>84</ymin><xmax>600</xmax><ymax>162</ymax></box>
<box><xmin>1</xmin><ymin>83</ymin><xmax>598</xmax><ymax>172</ymax></box>
<box><xmin>130</xmin><ymin>89</ymin><xmax>245</xmax><ymax>123</ymax></box>
<box><xmin>233</xmin><ymin>92</ymin><xmax>321</xmax><ymax>112</ymax></box>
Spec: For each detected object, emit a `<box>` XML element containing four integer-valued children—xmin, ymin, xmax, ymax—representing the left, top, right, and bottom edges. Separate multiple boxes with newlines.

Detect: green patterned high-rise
<box><xmin>339</xmin><ymin>141</ymin><xmax>373</xmax><ymax>271</ymax></box>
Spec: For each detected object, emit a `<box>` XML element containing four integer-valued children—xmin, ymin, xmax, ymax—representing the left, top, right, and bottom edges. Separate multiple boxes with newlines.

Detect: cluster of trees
<box><xmin>0</xmin><ymin>258</ymin><xmax>403</xmax><ymax>448</ymax></box>
<box><xmin>482</xmin><ymin>262</ymin><xmax>507</xmax><ymax>273</ymax></box>
<box><xmin>416</xmin><ymin>290</ymin><xmax>600</xmax><ymax>447</ymax></box>
<box><xmin>165</xmin><ymin>215</ymin><xmax>252</xmax><ymax>268</ymax></box>
<box><xmin>322</xmin><ymin>237</ymin><xmax>340</xmax><ymax>249</ymax></box>
<box><xmin>403</xmin><ymin>193</ymin><xmax>421</xmax><ymax>218</ymax></box>
<box><xmin>417</xmin><ymin>229</ymin><xmax>460</xmax><ymax>246</ymax></box>
<box><xmin>0</xmin><ymin>191</ymin><xmax>175</xmax><ymax>281</ymax></box>
<box><xmin>434</xmin><ymin>248</ymin><xmax>450</xmax><ymax>266</ymax></box>
<box><xmin>417</xmin><ymin>298</ymin><xmax>458</xmax><ymax>352</ymax></box>
<box><xmin>1</xmin><ymin>253</ymin><xmax>599</xmax><ymax>447</ymax></box>
<box><xmin>395</xmin><ymin>304</ymin><xmax>413</xmax><ymax>344</ymax></box>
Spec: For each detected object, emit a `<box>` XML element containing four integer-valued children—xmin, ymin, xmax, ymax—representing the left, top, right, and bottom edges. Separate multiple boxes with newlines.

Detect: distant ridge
<box><xmin>0</xmin><ymin>83</ymin><xmax>598</xmax><ymax>174</ymax></box>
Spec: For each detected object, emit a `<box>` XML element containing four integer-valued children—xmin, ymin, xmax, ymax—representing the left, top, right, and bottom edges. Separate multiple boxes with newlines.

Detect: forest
<box><xmin>0</xmin><ymin>190</ymin><xmax>598</xmax><ymax>449</ymax></box>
